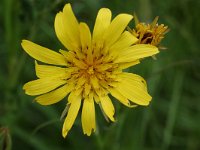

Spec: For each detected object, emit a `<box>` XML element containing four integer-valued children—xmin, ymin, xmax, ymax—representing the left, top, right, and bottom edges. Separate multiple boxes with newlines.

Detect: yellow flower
<box><xmin>22</xmin><ymin>4</ymin><xmax>158</xmax><ymax>137</ymax></box>
<box><xmin>130</xmin><ymin>14</ymin><xmax>169</xmax><ymax>48</ymax></box>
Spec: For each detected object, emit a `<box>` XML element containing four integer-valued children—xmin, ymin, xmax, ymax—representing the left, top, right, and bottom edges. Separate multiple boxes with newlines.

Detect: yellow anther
<box><xmin>87</xmin><ymin>66</ymin><xmax>94</xmax><ymax>75</ymax></box>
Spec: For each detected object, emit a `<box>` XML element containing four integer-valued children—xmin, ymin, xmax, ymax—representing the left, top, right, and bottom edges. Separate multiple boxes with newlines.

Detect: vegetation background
<box><xmin>0</xmin><ymin>0</ymin><xmax>200</xmax><ymax>149</ymax></box>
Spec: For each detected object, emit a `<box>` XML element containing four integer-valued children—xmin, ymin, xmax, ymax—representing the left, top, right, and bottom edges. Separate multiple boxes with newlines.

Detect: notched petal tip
<box><xmin>126</xmin><ymin>102</ymin><xmax>138</xmax><ymax>108</ymax></box>
<box><xmin>21</xmin><ymin>39</ymin><xmax>28</xmax><ymax>44</ymax></box>
<box><xmin>21</xmin><ymin>39</ymin><xmax>26</xmax><ymax>45</ymax></box>
<box><xmin>98</xmin><ymin>8</ymin><xmax>112</xmax><ymax>15</ymax></box>
<box><xmin>62</xmin><ymin>129</ymin><xmax>69</xmax><ymax>138</ymax></box>
<box><xmin>23</xmin><ymin>84</ymin><xmax>32</xmax><ymax>96</ymax></box>
<box><xmin>22</xmin><ymin>82</ymin><xmax>28</xmax><ymax>90</ymax></box>
<box><xmin>21</xmin><ymin>40</ymin><xmax>31</xmax><ymax>50</ymax></box>
<box><xmin>83</xmin><ymin>130</ymin><xmax>92</xmax><ymax>136</ymax></box>
<box><xmin>151</xmin><ymin>45</ymin><xmax>160</xmax><ymax>53</ymax></box>
<box><xmin>119</xmin><ymin>13</ymin><xmax>133</xmax><ymax>19</ymax></box>
<box><xmin>138</xmin><ymin>94</ymin><xmax>152</xmax><ymax>106</ymax></box>
<box><xmin>110</xmin><ymin>116</ymin><xmax>115</xmax><ymax>122</ymax></box>
<box><xmin>150</xmin><ymin>46</ymin><xmax>160</xmax><ymax>56</ymax></box>
<box><xmin>63</xmin><ymin>3</ymin><xmax>72</xmax><ymax>11</ymax></box>
<box><xmin>55</xmin><ymin>12</ymin><xmax>62</xmax><ymax>19</ymax></box>
<box><xmin>82</xmin><ymin>122</ymin><xmax>96</xmax><ymax>136</ymax></box>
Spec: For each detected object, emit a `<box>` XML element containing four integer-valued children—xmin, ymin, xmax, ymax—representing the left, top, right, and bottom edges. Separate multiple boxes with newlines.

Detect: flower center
<box><xmin>87</xmin><ymin>66</ymin><xmax>94</xmax><ymax>75</ymax></box>
<box><xmin>63</xmin><ymin>49</ymin><xmax>120</xmax><ymax>98</ymax></box>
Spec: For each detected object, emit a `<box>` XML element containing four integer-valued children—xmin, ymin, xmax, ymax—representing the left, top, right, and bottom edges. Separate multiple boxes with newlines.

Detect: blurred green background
<box><xmin>0</xmin><ymin>0</ymin><xmax>200</xmax><ymax>149</ymax></box>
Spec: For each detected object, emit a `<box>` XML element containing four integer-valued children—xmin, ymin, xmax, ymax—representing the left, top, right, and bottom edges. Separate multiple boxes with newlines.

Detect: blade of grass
<box><xmin>161</xmin><ymin>70</ymin><xmax>184</xmax><ymax>149</ymax></box>
<box><xmin>13</xmin><ymin>127</ymin><xmax>49</xmax><ymax>150</ymax></box>
<box><xmin>140</xmin><ymin>62</ymin><xmax>162</xmax><ymax>148</ymax></box>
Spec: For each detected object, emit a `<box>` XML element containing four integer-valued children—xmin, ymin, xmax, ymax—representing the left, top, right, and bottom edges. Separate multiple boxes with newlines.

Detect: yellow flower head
<box><xmin>22</xmin><ymin>4</ymin><xmax>158</xmax><ymax>137</ymax></box>
<box><xmin>130</xmin><ymin>14</ymin><xmax>169</xmax><ymax>48</ymax></box>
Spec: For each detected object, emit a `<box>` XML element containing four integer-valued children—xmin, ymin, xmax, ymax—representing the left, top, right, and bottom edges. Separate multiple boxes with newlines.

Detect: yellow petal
<box><xmin>115</xmin><ymin>73</ymin><xmax>151</xmax><ymax>106</ymax></box>
<box><xmin>108</xmin><ymin>88</ymin><xmax>136</xmax><ymax>107</ymax></box>
<box><xmin>35</xmin><ymin>84</ymin><xmax>74</xmax><ymax>105</ymax></box>
<box><xmin>90</xmin><ymin>76</ymin><xmax>100</xmax><ymax>90</ymax></box>
<box><xmin>54</xmin><ymin>4</ymin><xmax>80</xmax><ymax>51</ymax></box>
<box><xmin>21</xmin><ymin>40</ymin><xmax>67</xmax><ymax>65</ymax></box>
<box><xmin>114</xmin><ymin>44</ymin><xmax>159</xmax><ymax>63</ymax></box>
<box><xmin>92</xmin><ymin>8</ymin><xmax>111</xmax><ymax>42</ymax></box>
<box><xmin>73</xmin><ymin>57</ymin><xmax>88</xmax><ymax>69</ymax></box>
<box><xmin>23</xmin><ymin>78</ymin><xmax>67</xmax><ymax>96</ymax></box>
<box><xmin>103</xmin><ymin>14</ymin><xmax>133</xmax><ymax>47</ymax></box>
<box><xmin>99</xmin><ymin>95</ymin><xmax>115</xmax><ymax>121</ymax></box>
<box><xmin>109</xmin><ymin>31</ymin><xmax>138</xmax><ymax>56</ymax></box>
<box><xmin>68</xmin><ymin>89</ymin><xmax>83</xmax><ymax>103</ymax></box>
<box><xmin>80</xmin><ymin>22</ymin><xmax>91</xmax><ymax>51</ymax></box>
<box><xmin>62</xmin><ymin>93</ymin><xmax>82</xmax><ymax>138</ymax></box>
<box><xmin>119</xmin><ymin>73</ymin><xmax>147</xmax><ymax>91</ymax></box>
<box><xmin>118</xmin><ymin>60</ymin><xmax>140</xmax><ymax>70</ymax></box>
<box><xmin>84</xmin><ymin>83</ymin><xmax>91</xmax><ymax>96</ymax></box>
<box><xmin>81</xmin><ymin>97</ymin><xmax>96</xmax><ymax>136</ymax></box>
<box><xmin>75</xmin><ymin>76</ymin><xmax>87</xmax><ymax>90</ymax></box>
<box><xmin>35</xmin><ymin>61</ymin><xmax>68</xmax><ymax>78</ymax></box>
<box><xmin>93</xmin><ymin>93</ymin><xmax>100</xmax><ymax>103</ymax></box>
